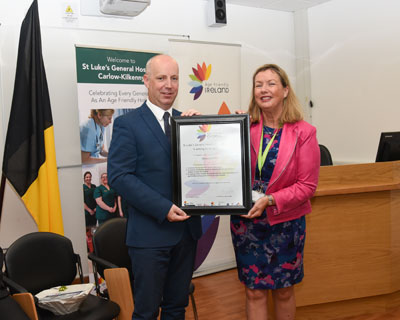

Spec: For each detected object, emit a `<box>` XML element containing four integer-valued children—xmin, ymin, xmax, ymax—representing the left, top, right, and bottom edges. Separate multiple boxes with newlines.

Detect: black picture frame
<box><xmin>171</xmin><ymin>114</ymin><xmax>251</xmax><ymax>215</ymax></box>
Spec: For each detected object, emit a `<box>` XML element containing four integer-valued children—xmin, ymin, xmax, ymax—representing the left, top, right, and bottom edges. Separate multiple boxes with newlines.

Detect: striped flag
<box><xmin>1</xmin><ymin>0</ymin><xmax>64</xmax><ymax>234</ymax></box>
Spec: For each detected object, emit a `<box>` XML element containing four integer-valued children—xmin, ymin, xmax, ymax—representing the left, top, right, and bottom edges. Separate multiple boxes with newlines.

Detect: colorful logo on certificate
<box><xmin>188</xmin><ymin>62</ymin><xmax>212</xmax><ymax>100</ymax></box>
<box><xmin>197</xmin><ymin>124</ymin><xmax>211</xmax><ymax>142</ymax></box>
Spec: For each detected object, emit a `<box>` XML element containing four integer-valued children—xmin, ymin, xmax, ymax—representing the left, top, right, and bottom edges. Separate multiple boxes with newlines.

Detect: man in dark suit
<box><xmin>108</xmin><ymin>54</ymin><xmax>202</xmax><ymax>320</ymax></box>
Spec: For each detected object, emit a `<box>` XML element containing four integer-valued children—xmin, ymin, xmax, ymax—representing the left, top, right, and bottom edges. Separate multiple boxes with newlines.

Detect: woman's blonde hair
<box><xmin>248</xmin><ymin>64</ymin><xmax>303</xmax><ymax>124</ymax></box>
<box><xmin>90</xmin><ymin>109</ymin><xmax>114</xmax><ymax>118</ymax></box>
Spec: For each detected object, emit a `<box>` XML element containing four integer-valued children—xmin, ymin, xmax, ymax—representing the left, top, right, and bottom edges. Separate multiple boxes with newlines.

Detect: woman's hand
<box><xmin>118</xmin><ymin>196</ymin><xmax>124</xmax><ymax>217</ymax></box>
<box><xmin>110</xmin><ymin>203</ymin><xmax>117</xmax><ymax>213</ymax></box>
<box><xmin>96</xmin><ymin>197</ymin><xmax>115</xmax><ymax>213</ymax></box>
<box><xmin>85</xmin><ymin>203</ymin><xmax>96</xmax><ymax>215</ymax></box>
<box><xmin>240</xmin><ymin>196</ymin><xmax>268</xmax><ymax>219</ymax></box>
<box><xmin>81</xmin><ymin>151</ymin><xmax>107</xmax><ymax>164</ymax></box>
<box><xmin>235</xmin><ymin>109</ymin><xmax>252</xmax><ymax>122</ymax></box>
<box><xmin>235</xmin><ymin>109</ymin><xmax>246</xmax><ymax>114</ymax></box>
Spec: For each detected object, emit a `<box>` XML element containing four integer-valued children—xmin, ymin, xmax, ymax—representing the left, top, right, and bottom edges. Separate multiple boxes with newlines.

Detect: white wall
<box><xmin>0</xmin><ymin>0</ymin><xmax>295</xmax><ymax>275</ymax></box>
<box><xmin>308</xmin><ymin>0</ymin><xmax>400</xmax><ymax>164</ymax></box>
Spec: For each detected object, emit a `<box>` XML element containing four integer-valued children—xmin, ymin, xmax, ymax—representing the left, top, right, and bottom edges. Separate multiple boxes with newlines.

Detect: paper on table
<box><xmin>36</xmin><ymin>283</ymin><xmax>94</xmax><ymax>315</ymax></box>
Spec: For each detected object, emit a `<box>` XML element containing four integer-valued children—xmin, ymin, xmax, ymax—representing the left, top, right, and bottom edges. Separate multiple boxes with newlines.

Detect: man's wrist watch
<box><xmin>266</xmin><ymin>195</ymin><xmax>273</xmax><ymax>206</ymax></box>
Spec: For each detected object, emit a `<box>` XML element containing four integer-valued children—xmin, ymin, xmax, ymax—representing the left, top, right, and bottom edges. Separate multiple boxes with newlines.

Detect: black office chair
<box><xmin>88</xmin><ymin>217</ymin><xmax>198</xmax><ymax>320</ymax></box>
<box><xmin>319</xmin><ymin>144</ymin><xmax>333</xmax><ymax>166</ymax></box>
<box><xmin>0</xmin><ymin>247</ymin><xmax>35</xmax><ymax>320</ymax></box>
<box><xmin>3</xmin><ymin>232</ymin><xmax>120</xmax><ymax>320</ymax></box>
<box><xmin>88</xmin><ymin>218</ymin><xmax>132</xmax><ymax>297</ymax></box>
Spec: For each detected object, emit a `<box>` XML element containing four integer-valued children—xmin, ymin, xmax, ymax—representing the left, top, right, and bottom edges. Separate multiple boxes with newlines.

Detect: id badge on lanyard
<box><xmin>252</xmin><ymin>190</ymin><xmax>265</xmax><ymax>203</ymax></box>
<box><xmin>253</xmin><ymin>127</ymin><xmax>279</xmax><ymax>202</ymax></box>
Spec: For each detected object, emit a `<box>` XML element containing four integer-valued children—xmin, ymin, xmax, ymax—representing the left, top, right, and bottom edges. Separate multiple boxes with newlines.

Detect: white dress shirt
<box><xmin>146</xmin><ymin>100</ymin><xmax>172</xmax><ymax>134</ymax></box>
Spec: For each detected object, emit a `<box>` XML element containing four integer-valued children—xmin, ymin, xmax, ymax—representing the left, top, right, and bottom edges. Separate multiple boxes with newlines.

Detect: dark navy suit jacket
<box><xmin>107</xmin><ymin>103</ymin><xmax>202</xmax><ymax>248</ymax></box>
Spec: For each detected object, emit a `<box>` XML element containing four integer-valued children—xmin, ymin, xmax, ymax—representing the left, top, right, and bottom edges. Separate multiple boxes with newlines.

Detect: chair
<box><xmin>0</xmin><ymin>285</ymin><xmax>37</xmax><ymax>320</ymax></box>
<box><xmin>1</xmin><ymin>247</ymin><xmax>37</xmax><ymax>320</ymax></box>
<box><xmin>3</xmin><ymin>232</ymin><xmax>120</xmax><ymax>320</ymax></box>
<box><xmin>104</xmin><ymin>268</ymin><xmax>133</xmax><ymax>320</ymax></box>
<box><xmin>88</xmin><ymin>217</ymin><xmax>198</xmax><ymax>320</ymax></box>
<box><xmin>88</xmin><ymin>218</ymin><xmax>132</xmax><ymax>297</ymax></box>
<box><xmin>319</xmin><ymin>144</ymin><xmax>333</xmax><ymax>166</ymax></box>
<box><xmin>12</xmin><ymin>293</ymin><xmax>39</xmax><ymax>320</ymax></box>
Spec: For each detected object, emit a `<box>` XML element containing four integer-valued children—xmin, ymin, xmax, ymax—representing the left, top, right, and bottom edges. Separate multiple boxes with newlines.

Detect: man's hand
<box><xmin>166</xmin><ymin>204</ymin><xmax>190</xmax><ymax>222</ymax></box>
<box><xmin>181</xmin><ymin>109</ymin><xmax>201</xmax><ymax>116</ymax></box>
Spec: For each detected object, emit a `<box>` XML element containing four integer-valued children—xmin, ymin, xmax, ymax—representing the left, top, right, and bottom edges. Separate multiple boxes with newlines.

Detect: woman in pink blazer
<box><xmin>231</xmin><ymin>64</ymin><xmax>320</xmax><ymax>320</ymax></box>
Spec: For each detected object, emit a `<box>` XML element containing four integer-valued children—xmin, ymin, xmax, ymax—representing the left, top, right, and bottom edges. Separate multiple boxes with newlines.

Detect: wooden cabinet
<box><xmin>296</xmin><ymin>161</ymin><xmax>400</xmax><ymax>319</ymax></box>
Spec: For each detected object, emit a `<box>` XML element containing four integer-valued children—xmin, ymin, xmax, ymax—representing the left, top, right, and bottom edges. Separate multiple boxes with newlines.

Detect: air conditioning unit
<box><xmin>99</xmin><ymin>0</ymin><xmax>151</xmax><ymax>17</ymax></box>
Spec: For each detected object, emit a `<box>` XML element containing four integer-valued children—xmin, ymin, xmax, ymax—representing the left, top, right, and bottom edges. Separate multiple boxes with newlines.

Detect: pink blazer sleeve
<box><xmin>269</xmin><ymin>124</ymin><xmax>320</xmax><ymax>216</ymax></box>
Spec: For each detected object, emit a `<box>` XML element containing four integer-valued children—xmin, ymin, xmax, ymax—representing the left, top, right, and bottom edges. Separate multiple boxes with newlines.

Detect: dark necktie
<box><xmin>163</xmin><ymin>112</ymin><xmax>171</xmax><ymax>143</ymax></box>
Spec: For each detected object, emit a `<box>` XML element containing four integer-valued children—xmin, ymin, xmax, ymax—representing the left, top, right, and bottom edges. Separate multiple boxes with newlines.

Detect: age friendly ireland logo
<box><xmin>197</xmin><ymin>124</ymin><xmax>211</xmax><ymax>142</ymax></box>
<box><xmin>188</xmin><ymin>62</ymin><xmax>212</xmax><ymax>100</ymax></box>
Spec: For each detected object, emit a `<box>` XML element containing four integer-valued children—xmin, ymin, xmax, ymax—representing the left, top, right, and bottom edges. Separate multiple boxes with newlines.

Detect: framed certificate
<box><xmin>171</xmin><ymin>114</ymin><xmax>251</xmax><ymax>215</ymax></box>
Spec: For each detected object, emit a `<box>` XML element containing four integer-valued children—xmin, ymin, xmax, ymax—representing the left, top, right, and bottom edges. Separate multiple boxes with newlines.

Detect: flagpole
<box><xmin>0</xmin><ymin>174</ymin><xmax>6</xmax><ymax>224</ymax></box>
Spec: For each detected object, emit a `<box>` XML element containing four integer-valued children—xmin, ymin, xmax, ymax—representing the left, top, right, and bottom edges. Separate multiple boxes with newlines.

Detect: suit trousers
<box><xmin>128</xmin><ymin>223</ymin><xmax>197</xmax><ymax>320</ymax></box>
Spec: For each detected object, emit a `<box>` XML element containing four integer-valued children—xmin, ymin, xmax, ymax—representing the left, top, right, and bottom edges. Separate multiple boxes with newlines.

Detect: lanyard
<box><xmin>93</xmin><ymin>118</ymin><xmax>103</xmax><ymax>147</ymax></box>
<box><xmin>257</xmin><ymin>127</ymin><xmax>279</xmax><ymax>178</ymax></box>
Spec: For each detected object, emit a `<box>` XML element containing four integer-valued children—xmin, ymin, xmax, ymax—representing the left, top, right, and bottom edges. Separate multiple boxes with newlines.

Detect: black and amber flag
<box><xmin>2</xmin><ymin>0</ymin><xmax>64</xmax><ymax>235</ymax></box>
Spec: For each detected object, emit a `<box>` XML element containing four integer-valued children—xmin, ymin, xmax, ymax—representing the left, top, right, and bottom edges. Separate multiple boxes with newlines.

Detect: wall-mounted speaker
<box><xmin>207</xmin><ymin>0</ymin><xmax>227</xmax><ymax>27</ymax></box>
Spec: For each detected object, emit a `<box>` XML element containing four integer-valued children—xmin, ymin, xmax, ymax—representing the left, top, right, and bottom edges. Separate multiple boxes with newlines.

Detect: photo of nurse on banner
<box><xmin>171</xmin><ymin>114</ymin><xmax>252</xmax><ymax>215</ymax></box>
